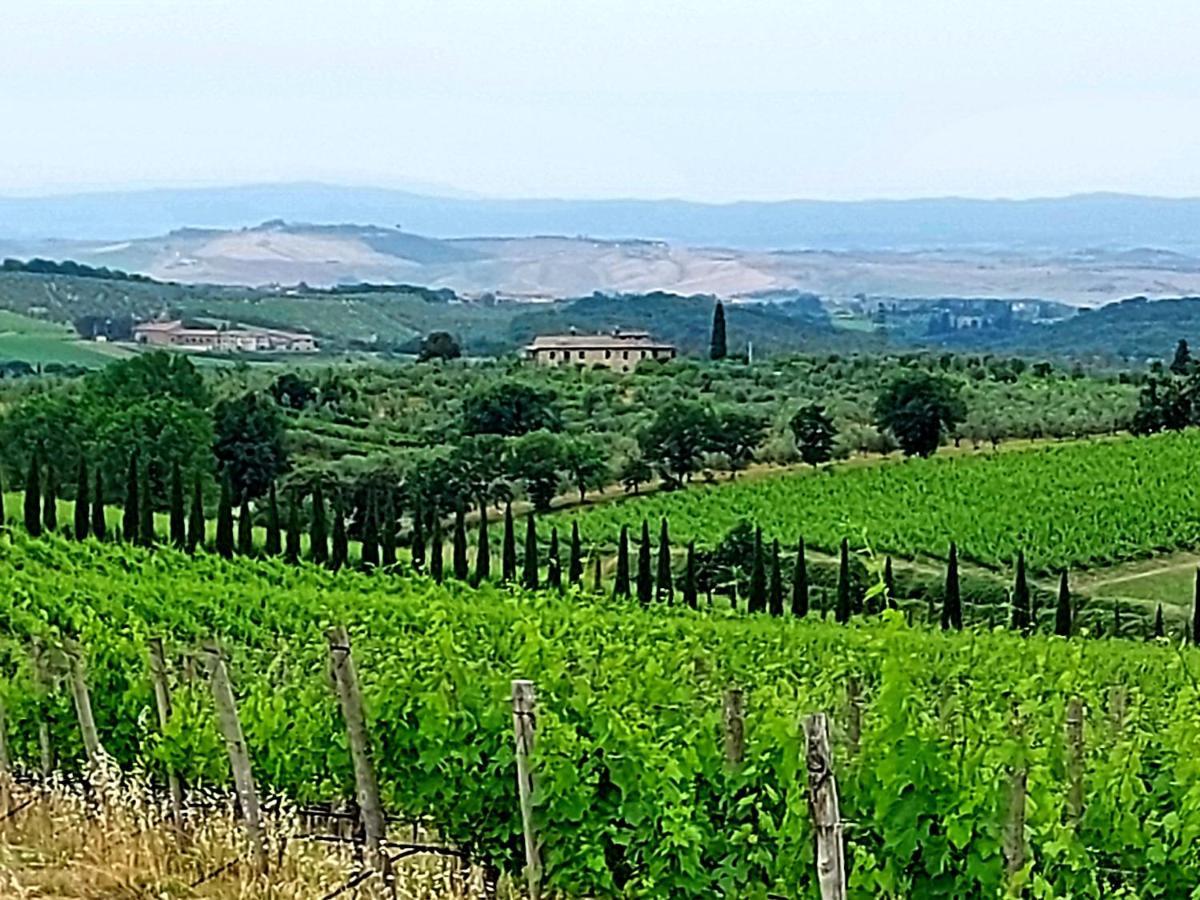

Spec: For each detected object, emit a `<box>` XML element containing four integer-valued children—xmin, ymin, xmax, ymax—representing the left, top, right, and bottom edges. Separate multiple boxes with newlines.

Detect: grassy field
<box><xmin>0</xmin><ymin>308</ymin><xmax>136</xmax><ymax>367</ymax></box>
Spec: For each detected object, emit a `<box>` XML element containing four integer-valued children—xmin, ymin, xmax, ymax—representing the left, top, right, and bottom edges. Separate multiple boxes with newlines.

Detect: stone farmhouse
<box><xmin>524</xmin><ymin>329</ymin><xmax>676</xmax><ymax>373</ymax></box>
<box><xmin>133</xmin><ymin>320</ymin><xmax>318</xmax><ymax>353</ymax></box>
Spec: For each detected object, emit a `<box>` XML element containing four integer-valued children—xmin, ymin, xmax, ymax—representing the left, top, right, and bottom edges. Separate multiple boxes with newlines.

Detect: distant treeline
<box><xmin>1</xmin><ymin>258</ymin><xmax>156</xmax><ymax>283</ymax></box>
<box><xmin>291</xmin><ymin>282</ymin><xmax>458</xmax><ymax>302</ymax></box>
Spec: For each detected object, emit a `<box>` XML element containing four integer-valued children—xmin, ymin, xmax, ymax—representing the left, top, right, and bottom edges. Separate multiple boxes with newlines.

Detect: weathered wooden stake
<box><xmin>0</xmin><ymin>696</ymin><xmax>10</xmax><ymax>815</ymax></box>
<box><xmin>326</xmin><ymin>626</ymin><xmax>391</xmax><ymax>881</ymax></box>
<box><xmin>147</xmin><ymin>637</ymin><xmax>185</xmax><ymax>826</ymax></box>
<box><xmin>67</xmin><ymin>649</ymin><xmax>104</xmax><ymax>768</ymax></box>
<box><xmin>31</xmin><ymin>638</ymin><xmax>54</xmax><ymax>777</ymax></box>
<box><xmin>511</xmin><ymin>679</ymin><xmax>542</xmax><ymax>900</ymax></box>
<box><xmin>1003</xmin><ymin>713</ymin><xmax>1027</xmax><ymax>884</ymax></box>
<box><xmin>203</xmin><ymin>641</ymin><xmax>269</xmax><ymax>877</ymax></box>
<box><xmin>803</xmin><ymin>713</ymin><xmax>847</xmax><ymax>900</ymax></box>
<box><xmin>1065</xmin><ymin>695</ymin><xmax>1084</xmax><ymax>823</ymax></box>
<box><xmin>723</xmin><ymin>687</ymin><xmax>745</xmax><ymax>765</ymax></box>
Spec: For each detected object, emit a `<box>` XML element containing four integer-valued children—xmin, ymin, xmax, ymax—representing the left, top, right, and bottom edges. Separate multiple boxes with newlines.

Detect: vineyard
<box><xmin>563</xmin><ymin>431</ymin><xmax>1200</xmax><ymax>575</ymax></box>
<box><xmin>2</xmin><ymin>533</ymin><xmax>1199</xmax><ymax>896</ymax></box>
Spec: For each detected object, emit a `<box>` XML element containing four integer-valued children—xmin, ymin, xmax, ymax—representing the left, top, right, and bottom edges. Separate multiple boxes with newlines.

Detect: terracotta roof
<box><xmin>525</xmin><ymin>332</ymin><xmax>675</xmax><ymax>351</ymax></box>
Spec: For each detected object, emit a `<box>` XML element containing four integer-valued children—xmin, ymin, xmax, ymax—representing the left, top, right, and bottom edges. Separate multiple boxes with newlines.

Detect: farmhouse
<box><xmin>525</xmin><ymin>329</ymin><xmax>676</xmax><ymax>372</ymax></box>
<box><xmin>133</xmin><ymin>320</ymin><xmax>318</xmax><ymax>353</ymax></box>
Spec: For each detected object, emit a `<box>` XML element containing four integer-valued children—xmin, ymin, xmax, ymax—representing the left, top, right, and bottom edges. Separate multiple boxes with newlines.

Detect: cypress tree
<box><xmin>430</xmin><ymin>513</ymin><xmax>444</xmax><ymax>583</ymax></box>
<box><xmin>360</xmin><ymin>493</ymin><xmax>379</xmax><ymax>569</ymax></box>
<box><xmin>474</xmin><ymin>502</ymin><xmax>490</xmax><ymax>584</ymax></box>
<box><xmin>285</xmin><ymin>495</ymin><xmax>302</xmax><ymax>564</ymax></box>
<box><xmin>768</xmin><ymin>539</ymin><xmax>784</xmax><ymax>616</ymax></box>
<box><xmin>379</xmin><ymin>491</ymin><xmax>396</xmax><ymax>567</ymax></box>
<box><xmin>835</xmin><ymin>538</ymin><xmax>851</xmax><ymax>624</ymax></box>
<box><xmin>568</xmin><ymin>521</ymin><xmax>583</xmax><ymax>586</ymax></box>
<box><xmin>522</xmin><ymin>514</ymin><xmax>539</xmax><ymax>590</ymax></box>
<box><xmin>122</xmin><ymin>453</ymin><xmax>138</xmax><ymax>542</ymax></box>
<box><xmin>636</xmin><ymin>519</ymin><xmax>653</xmax><ymax>606</ymax></box>
<box><xmin>92</xmin><ymin>469</ymin><xmax>106</xmax><ymax>541</ymax></box>
<box><xmin>43</xmin><ymin>464</ymin><xmax>57</xmax><ymax>534</ymax></box>
<box><xmin>792</xmin><ymin>538</ymin><xmax>809</xmax><ymax>617</ymax></box>
<box><xmin>614</xmin><ymin>526</ymin><xmax>632</xmax><ymax>598</ymax></box>
<box><xmin>683</xmin><ymin>541</ymin><xmax>698</xmax><ymax>609</ymax></box>
<box><xmin>883</xmin><ymin>556</ymin><xmax>896</xmax><ymax>609</ymax></box>
<box><xmin>941</xmin><ymin>542</ymin><xmax>962</xmax><ymax>630</ymax></box>
<box><xmin>1192</xmin><ymin>569</ymin><xmax>1200</xmax><ymax>646</ymax></box>
<box><xmin>169</xmin><ymin>462</ymin><xmax>185</xmax><ymax>549</ymax></box>
<box><xmin>73</xmin><ymin>457</ymin><xmax>89</xmax><ymax>541</ymax></box>
<box><xmin>655</xmin><ymin>518</ymin><xmax>673</xmax><ymax>603</ymax></box>
<box><xmin>1113</xmin><ymin>600</ymin><xmax>1123</xmax><ymax>638</ymax></box>
<box><xmin>1153</xmin><ymin>604</ymin><xmax>1165</xmax><ymax>639</ymax></box>
<box><xmin>411</xmin><ymin>504</ymin><xmax>426</xmax><ymax>571</ymax></box>
<box><xmin>186</xmin><ymin>474</ymin><xmax>203</xmax><ymax>553</ymax></box>
<box><xmin>215</xmin><ymin>474</ymin><xmax>234</xmax><ymax>558</ymax></box>
<box><xmin>237</xmin><ymin>496</ymin><xmax>253</xmax><ymax>556</ymax></box>
<box><xmin>709</xmin><ymin>300</ymin><xmax>727</xmax><ymax>360</ymax></box>
<box><xmin>452</xmin><ymin>504</ymin><xmax>469</xmax><ymax>581</ymax></box>
<box><xmin>23</xmin><ymin>455</ymin><xmax>41</xmax><ymax>536</ymax></box>
<box><xmin>748</xmin><ymin>526</ymin><xmax>766</xmax><ymax>613</ymax></box>
<box><xmin>330</xmin><ymin>497</ymin><xmax>348</xmax><ymax>571</ymax></box>
<box><xmin>1054</xmin><ymin>570</ymin><xmax>1072</xmax><ymax>637</ymax></box>
<box><xmin>0</xmin><ymin>468</ymin><xmax>5</xmax><ymax>524</ymax></box>
<box><xmin>264</xmin><ymin>482</ymin><xmax>281</xmax><ymax>556</ymax></box>
<box><xmin>309</xmin><ymin>483</ymin><xmax>328</xmax><ymax>565</ymax></box>
<box><xmin>137</xmin><ymin>462</ymin><xmax>153</xmax><ymax>547</ymax></box>
<box><xmin>1012</xmin><ymin>550</ymin><xmax>1031</xmax><ymax>633</ymax></box>
<box><xmin>592</xmin><ymin>554</ymin><xmax>603</xmax><ymax>594</ymax></box>
<box><xmin>501</xmin><ymin>501</ymin><xmax>516</xmax><ymax>583</ymax></box>
<box><xmin>547</xmin><ymin>527</ymin><xmax>562</xmax><ymax>591</ymax></box>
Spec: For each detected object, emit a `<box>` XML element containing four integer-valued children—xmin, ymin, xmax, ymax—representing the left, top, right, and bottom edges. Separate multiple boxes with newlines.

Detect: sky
<box><xmin>4</xmin><ymin>0</ymin><xmax>1200</xmax><ymax>202</ymax></box>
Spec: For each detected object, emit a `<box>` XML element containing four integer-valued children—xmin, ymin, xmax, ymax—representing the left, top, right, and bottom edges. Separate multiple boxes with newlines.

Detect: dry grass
<box><xmin>0</xmin><ymin>769</ymin><xmax>472</xmax><ymax>899</ymax></box>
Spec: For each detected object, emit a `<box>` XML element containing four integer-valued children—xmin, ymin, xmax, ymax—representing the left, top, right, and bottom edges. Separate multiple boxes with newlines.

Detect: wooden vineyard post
<box><xmin>1065</xmin><ymin>696</ymin><xmax>1084</xmax><ymax>824</ymax></box>
<box><xmin>1003</xmin><ymin>711</ymin><xmax>1027</xmax><ymax>886</ymax></box>
<box><xmin>202</xmin><ymin>641</ymin><xmax>269</xmax><ymax>877</ymax></box>
<box><xmin>31</xmin><ymin>638</ymin><xmax>54</xmax><ymax>777</ymax></box>
<box><xmin>511</xmin><ymin>679</ymin><xmax>542</xmax><ymax>900</ymax></box>
<box><xmin>803</xmin><ymin>713</ymin><xmax>847</xmax><ymax>900</ymax></box>
<box><xmin>66</xmin><ymin>646</ymin><xmax>104</xmax><ymax>770</ymax></box>
<box><xmin>147</xmin><ymin>638</ymin><xmax>185</xmax><ymax>826</ymax></box>
<box><xmin>0</xmin><ymin>696</ymin><xmax>10</xmax><ymax>815</ymax></box>
<box><xmin>325</xmin><ymin>626</ymin><xmax>391</xmax><ymax>882</ymax></box>
<box><xmin>723</xmin><ymin>688</ymin><xmax>745</xmax><ymax>766</ymax></box>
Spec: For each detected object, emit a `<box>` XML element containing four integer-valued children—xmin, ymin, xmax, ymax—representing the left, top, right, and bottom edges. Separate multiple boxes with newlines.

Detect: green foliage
<box><xmin>655</xmin><ymin>518</ymin><xmax>673</xmax><ymax>603</ymax></box>
<box><xmin>506</xmin><ymin>431</ymin><xmax>564</xmax><ymax>511</ymax></box>
<box><xmin>874</xmin><ymin>371</ymin><xmax>966</xmax><ymax>457</ymax></box>
<box><xmin>264</xmin><ymin>482</ymin><xmax>281</xmax><ymax>557</ymax></box>
<box><xmin>452</xmin><ymin>505</ymin><xmax>469</xmax><ymax>581</ymax></box>
<box><xmin>215</xmin><ymin>474</ymin><xmax>234</xmax><ymax>558</ymax></box>
<box><xmin>429</xmin><ymin>513</ymin><xmax>444</xmax><ymax>583</ymax></box>
<box><xmin>547</xmin><ymin>528</ymin><xmax>562</xmax><ymax>591</ymax></box>
<box><xmin>285</xmin><ymin>494</ymin><xmax>302</xmax><ymax>564</ymax></box>
<box><xmin>74</xmin><ymin>457</ymin><xmax>89</xmax><ymax>541</ymax></box>
<box><xmin>522</xmin><ymin>514</ymin><xmax>538</xmax><ymax>590</ymax></box>
<box><xmin>186</xmin><ymin>474</ymin><xmax>203</xmax><ymax>553</ymax></box>
<box><xmin>636</xmin><ymin>520</ymin><xmax>653</xmax><ymax>606</ymax></box>
<box><xmin>748</xmin><ymin>526</ymin><xmax>767</xmax><ymax>613</ymax></box>
<box><xmin>792</xmin><ymin>539</ymin><xmax>809</xmax><ymax>617</ymax></box>
<box><xmin>169</xmin><ymin>463</ymin><xmax>185</xmax><ymax>548</ymax></box>
<box><xmin>474</xmin><ymin>504</ymin><xmax>490</xmax><ymax>584</ymax></box>
<box><xmin>42</xmin><ymin>464</ymin><xmax>57</xmax><ymax>534</ymax></box>
<box><xmin>942</xmin><ymin>542</ymin><xmax>962</xmax><ymax>630</ymax></box>
<box><xmin>568</xmin><ymin>521</ymin><xmax>583</xmax><ymax>587</ymax></box>
<box><xmin>1056</xmin><ymin>570</ymin><xmax>1072</xmax><ymax>637</ymax></box>
<box><xmin>91</xmin><ymin>469</ymin><xmax>106</xmax><ymax>541</ymax></box>
<box><xmin>417</xmin><ymin>331</ymin><xmax>462</xmax><ymax>362</ymax></box>
<box><xmin>330</xmin><ymin>497</ymin><xmax>348</xmax><ymax>571</ymax></box>
<box><xmin>501</xmin><ymin>502</ymin><xmax>516</xmax><ymax>583</ymax></box>
<box><xmin>462</xmin><ymin>380</ymin><xmax>560</xmax><ymax>437</ymax></box>
<box><xmin>709</xmin><ymin>300</ymin><xmax>727</xmax><ymax>360</ymax></box>
<box><xmin>789</xmin><ymin>403</ymin><xmax>837</xmax><ymax>467</ymax></box>
<box><xmin>212</xmin><ymin>392</ymin><xmax>288</xmax><ymax>502</ymax></box>
<box><xmin>614</xmin><ymin>525</ymin><xmax>631</xmax><ymax>598</ymax></box>
<box><xmin>24</xmin><ymin>455</ymin><xmax>40</xmax><ymax>536</ymax></box>
<box><xmin>309</xmin><ymin>484</ymin><xmax>328</xmax><ymax>565</ymax></box>
<box><xmin>122</xmin><ymin>453</ymin><xmax>138</xmax><ymax>542</ymax></box>
<box><xmin>640</xmin><ymin>400</ymin><xmax>718</xmax><ymax>486</ymax></box>
<box><xmin>236</xmin><ymin>497</ymin><xmax>253</xmax><ymax>557</ymax></box>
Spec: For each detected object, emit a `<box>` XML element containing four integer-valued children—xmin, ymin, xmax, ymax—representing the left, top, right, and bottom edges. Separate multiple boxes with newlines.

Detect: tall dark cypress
<box><xmin>1153</xmin><ymin>604</ymin><xmax>1165</xmax><ymax>639</ymax></box>
<box><xmin>137</xmin><ymin>461</ymin><xmax>153</xmax><ymax>547</ymax></box>
<box><xmin>547</xmin><ymin>527</ymin><xmax>562</xmax><ymax>591</ymax></box>
<box><xmin>1054</xmin><ymin>570</ymin><xmax>1072</xmax><ymax>637</ymax></box>
<box><xmin>91</xmin><ymin>469</ymin><xmax>106</xmax><ymax>541</ymax></box>
<box><xmin>0</xmin><ymin>469</ymin><xmax>5</xmax><ymax>525</ymax></box>
<box><xmin>709</xmin><ymin>300</ymin><xmax>728</xmax><ymax>360</ymax></box>
<box><xmin>169</xmin><ymin>463</ymin><xmax>185</xmax><ymax>549</ymax></box>
<box><xmin>186</xmin><ymin>474</ymin><xmax>204</xmax><ymax>553</ymax></box>
<box><xmin>1113</xmin><ymin>600</ymin><xmax>1123</xmax><ymax>638</ymax></box>
<box><xmin>501</xmin><ymin>502</ymin><xmax>517</xmax><ymax>583</ymax></box>
<box><xmin>636</xmin><ymin>519</ymin><xmax>653</xmax><ymax>606</ymax></box>
<box><xmin>122</xmin><ymin>453</ymin><xmax>138</xmax><ymax>542</ymax></box>
<box><xmin>614</xmin><ymin>525</ymin><xmax>631</xmax><ymax>599</ymax></box>
<box><xmin>883</xmin><ymin>556</ymin><xmax>896</xmax><ymax>609</ymax></box>
<box><xmin>73</xmin><ymin>457</ymin><xmax>89</xmax><ymax>541</ymax></box>
<box><xmin>411</xmin><ymin>505</ymin><xmax>426</xmax><ymax>571</ymax></box>
<box><xmin>215</xmin><ymin>474</ymin><xmax>234</xmax><ymax>558</ymax></box>
<box><xmin>592</xmin><ymin>554</ymin><xmax>603</xmax><ymax>594</ymax></box>
<box><xmin>379</xmin><ymin>491</ymin><xmax>396</xmax><ymax>567</ymax></box>
<box><xmin>430</xmin><ymin>513</ymin><xmax>444</xmax><ymax>583</ymax></box>
<box><xmin>42</xmin><ymin>464</ymin><xmax>57</xmax><ymax>534</ymax></box>
<box><xmin>1012</xmin><ymin>550</ymin><xmax>1031</xmax><ymax>633</ymax></box>
<box><xmin>768</xmin><ymin>539</ymin><xmax>784</xmax><ymax>616</ymax></box>
<box><xmin>285</xmin><ymin>495</ymin><xmax>302</xmax><ymax>564</ymax></box>
<box><xmin>309</xmin><ymin>483</ymin><xmax>328</xmax><ymax>565</ymax></box>
<box><xmin>452</xmin><ymin>504</ymin><xmax>469</xmax><ymax>581</ymax></box>
<box><xmin>835</xmin><ymin>538</ymin><xmax>851</xmax><ymax>624</ymax></box>
<box><xmin>360</xmin><ymin>493</ymin><xmax>380</xmax><ymax>569</ymax></box>
<box><xmin>522</xmin><ymin>514</ymin><xmax>539</xmax><ymax>590</ymax></box>
<box><xmin>683</xmin><ymin>541</ymin><xmax>698</xmax><ymax>609</ymax></box>
<box><xmin>747</xmin><ymin>526</ymin><xmax>766</xmax><ymax>614</ymax></box>
<box><xmin>792</xmin><ymin>538</ymin><xmax>809</xmax><ymax>617</ymax></box>
<box><xmin>330</xmin><ymin>497</ymin><xmax>348</xmax><ymax>571</ymax></box>
<box><xmin>1192</xmin><ymin>569</ymin><xmax>1200</xmax><ymax>646</ymax></box>
<box><xmin>474</xmin><ymin>502</ymin><xmax>490</xmax><ymax>584</ymax></box>
<box><xmin>24</xmin><ymin>455</ymin><xmax>41</xmax><ymax>536</ymax></box>
<box><xmin>264</xmin><ymin>482</ymin><xmax>281</xmax><ymax>556</ymax></box>
<box><xmin>656</xmin><ymin>518</ymin><xmax>673</xmax><ymax>603</ymax></box>
<box><xmin>941</xmin><ymin>542</ymin><xmax>962</xmax><ymax>631</ymax></box>
<box><xmin>568</xmin><ymin>522</ymin><xmax>583</xmax><ymax>586</ymax></box>
<box><xmin>237</xmin><ymin>496</ymin><xmax>253</xmax><ymax>556</ymax></box>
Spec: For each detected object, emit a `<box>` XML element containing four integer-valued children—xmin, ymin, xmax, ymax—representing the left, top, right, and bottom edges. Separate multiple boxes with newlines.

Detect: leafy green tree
<box><xmin>1012</xmin><ymin>550</ymin><xmax>1031</xmax><ymax>633</ymax></box>
<box><xmin>1055</xmin><ymin>570</ymin><xmax>1072</xmax><ymax>637</ymax></box>
<box><xmin>1193</xmin><ymin>569</ymin><xmax>1200</xmax><ymax>647</ymax></box>
<box><xmin>264</xmin><ymin>482</ymin><xmax>281</xmax><ymax>556</ymax></box>
<box><xmin>122</xmin><ymin>454</ymin><xmax>138</xmax><ymax>542</ymax></box>
<box><xmin>618</xmin><ymin>455</ymin><xmax>654</xmax><ymax>495</ymax></box>
<box><xmin>330</xmin><ymin>497</ymin><xmax>348</xmax><ymax>571</ymax></box>
<box><xmin>430</xmin><ymin>513</ymin><xmax>444</xmax><ymax>583</ymax></box>
<box><xmin>501</xmin><ymin>501</ymin><xmax>516</xmax><ymax>582</ymax></box>
<box><xmin>237</xmin><ymin>496</ymin><xmax>253</xmax><ymax>556</ymax></box>
<box><xmin>452</xmin><ymin>504</ymin><xmax>469</xmax><ymax>580</ymax></box>
<box><xmin>418</xmin><ymin>331</ymin><xmax>462</xmax><ymax>362</ymax></box>
<box><xmin>792</xmin><ymin>539</ymin><xmax>809</xmax><ymax>617</ymax></box>
<box><xmin>42</xmin><ymin>464</ymin><xmax>57</xmax><ymax>534</ymax></box>
<box><xmin>269</xmin><ymin>372</ymin><xmax>316</xmax><ymax>409</ymax></box>
<box><xmin>138</xmin><ymin>460</ymin><xmax>154</xmax><ymax>546</ymax></box>
<box><xmin>91</xmin><ymin>469</ymin><xmax>106</xmax><ymax>541</ymax></box>
<box><xmin>683</xmin><ymin>541</ymin><xmax>698</xmax><ymax>609</ymax></box>
<box><xmin>73</xmin><ymin>457</ymin><xmax>89</xmax><ymax>541</ymax></box>
<box><xmin>462</xmin><ymin>381</ymin><xmax>560</xmax><ymax>437</ymax></box>
<box><xmin>213</xmin><ymin>392</ymin><xmax>289</xmax><ymax>502</ymax></box>
<box><xmin>1171</xmin><ymin>338</ymin><xmax>1193</xmax><ymax>375</ymax></box>
<box><xmin>709</xmin><ymin>300</ymin><xmax>727</xmax><ymax>360</ymax></box>
<box><xmin>23</xmin><ymin>455</ymin><xmax>40</xmax><ymax>536</ymax></box>
<box><xmin>748</xmin><ymin>526</ymin><xmax>766</xmax><ymax>613</ymax></box>
<box><xmin>215</xmin><ymin>473</ymin><xmax>234</xmax><ymax>558</ymax></box>
<box><xmin>0</xmin><ymin>469</ymin><xmax>6</xmax><ymax>525</ymax></box>
<box><xmin>636</xmin><ymin>519</ymin><xmax>653</xmax><ymax>606</ymax></box>
<box><xmin>547</xmin><ymin>527</ymin><xmax>562</xmax><ymax>591</ymax></box>
<box><xmin>768</xmin><ymin>539</ymin><xmax>783</xmax><ymax>616</ymax></box>
<box><xmin>187</xmin><ymin>474</ymin><xmax>203</xmax><ymax>553</ymax></box>
<box><xmin>790</xmin><ymin>404</ymin><xmax>837</xmax><ymax>467</ymax></box>
<box><xmin>710</xmin><ymin>409</ymin><xmax>766</xmax><ymax>477</ymax></box>
<box><xmin>639</xmin><ymin>401</ymin><xmax>718</xmax><ymax>487</ymax></box>
<box><xmin>942</xmin><ymin>543</ymin><xmax>962</xmax><ymax>630</ymax></box>
<box><xmin>835</xmin><ymin>538</ymin><xmax>851</xmax><ymax>624</ymax></box>
<box><xmin>169</xmin><ymin>462</ymin><xmax>185</xmax><ymax>548</ymax></box>
<box><xmin>569</xmin><ymin>522</ymin><xmax>583</xmax><ymax>586</ymax></box>
<box><xmin>874</xmin><ymin>372</ymin><xmax>966</xmax><ymax>458</ymax></box>
<box><xmin>614</xmin><ymin>525</ymin><xmax>631</xmax><ymax>599</ymax></box>
<box><xmin>656</xmin><ymin>518</ymin><xmax>673</xmax><ymax>603</ymax></box>
<box><xmin>507</xmin><ymin>431</ymin><xmax>564</xmax><ymax>512</ymax></box>
<box><xmin>561</xmin><ymin>438</ymin><xmax>609</xmax><ymax>502</ymax></box>
<box><xmin>310</xmin><ymin>484</ymin><xmax>328</xmax><ymax>565</ymax></box>
<box><xmin>285</xmin><ymin>495</ymin><xmax>302</xmax><ymax>564</ymax></box>
<box><xmin>522</xmin><ymin>514</ymin><xmax>539</xmax><ymax>590</ymax></box>
<box><xmin>474</xmin><ymin>503</ymin><xmax>490</xmax><ymax>584</ymax></box>
<box><xmin>360</xmin><ymin>493</ymin><xmax>379</xmax><ymax>569</ymax></box>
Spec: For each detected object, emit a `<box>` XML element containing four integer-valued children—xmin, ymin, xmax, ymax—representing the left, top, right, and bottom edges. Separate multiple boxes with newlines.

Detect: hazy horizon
<box><xmin>5</xmin><ymin>1</ymin><xmax>1200</xmax><ymax>202</ymax></box>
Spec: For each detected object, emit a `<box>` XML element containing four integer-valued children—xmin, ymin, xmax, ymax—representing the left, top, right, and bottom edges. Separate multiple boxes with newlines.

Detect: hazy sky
<box><xmin>4</xmin><ymin>0</ymin><xmax>1200</xmax><ymax>201</ymax></box>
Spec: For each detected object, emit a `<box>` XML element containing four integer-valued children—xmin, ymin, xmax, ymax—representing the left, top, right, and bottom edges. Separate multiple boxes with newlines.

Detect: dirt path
<box><xmin>1074</xmin><ymin>551</ymin><xmax>1200</xmax><ymax>589</ymax></box>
